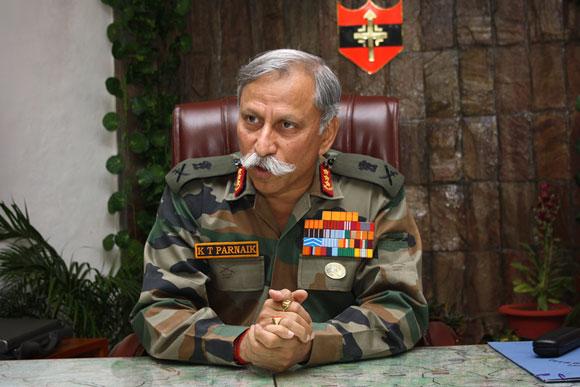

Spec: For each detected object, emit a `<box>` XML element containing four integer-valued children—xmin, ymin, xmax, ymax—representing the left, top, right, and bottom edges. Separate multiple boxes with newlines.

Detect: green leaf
<box><xmin>149</xmin><ymin>182</ymin><xmax>165</xmax><ymax>201</ymax></box>
<box><xmin>150</xmin><ymin>164</ymin><xmax>165</xmax><ymax>183</ymax></box>
<box><xmin>513</xmin><ymin>282</ymin><xmax>534</xmax><ymax>294</ymax></box>
<box><xmin>162</xmin><ymin>55</ymin><xmax>181</xmax><ymax>73</ymax></box>
<box><xmin>136</xmin><ymin>168</ymin><xmax>153</xmax><ymax>187</ymax></box>
<box><xmin>510</xmin><ymin>262</ymin><xmax>530</xmax><ymax>273</ymax></box>
<box><xmin>576</xmin><ymin>95</ymin><xmax>580</xmax><ymax>112</ymax></box>
<box><xmin>102</xmin><ymin>234</ymin><xmax>116</xmax><ymax>251</ymax></box>
<box><xmin>106</xmin><ymin>155</ymin><xmax>124</xmax><ymax>174</ymax></box>
<box><xmin>151</xmin><ymin>131</ymin><xmax>167</xmax><ymax>148</ymax></box>
<box><xmin>175</xmin><ymin>0</ymin><xmax>192</xmax><ymax>16</ymax></box>
<box><xmin>177</xmin><ymin>35</ymin><xmax>192</xmax><ymax>54</ymax></box>
<box><xmin>105</xmin><ymin>77</ymin><xmax>123</xmax><ymax>98</ymax></box>
<box><xmin>130</xmin><ymin>96</ymin><xmax>147</xmax><ymax>116</ymax></box>
<box><xmin>102</xmin><ymin>112</ymin><xmax>120</xmax><ymax>131</ymax></box>
<box><xmin>176</xmin><ymin>18</ymin><xmax>188</xmax><ymax>31</ymax></box>
<box><xmin>128</xmin><ymin>132</ymin><xmax>150</xmax><ymax>154</ymax></box>
<box><xmin>111</xmin><ymin>41</ymin><xmax>125</xmax><ymax>59</ymax></box>
<box><xmin>101</xmin><ymin>0</ymin><xmax>116</xmax><ymax>6</ymax></box>
<box><xmin>107</xmin><ymin>192</ymin><xmax>127</xmax><ymax>214</ymax></box>
<box><xmin>136</xmin><ymin>211</ymin><xmax>155</xmax><ymax>233</ymax></box>
<box><xmin>127</xmin><ymin>239</ymin><xmax>143</xmax><ymax>258</ymax></box>
<box><xmin>538</xmin><ymin>295</ymin><xmax>548</xmax><ymax>311</ymax></box>
<box><xmin>114</xmin><ymin>230</ymin><xmax>130</xmax><ymax>249</ymax></box>
<box><xmin>575</xmin><ymin>139</ymin><xmax>580</xmax><ymax>155</ymax></box>
<box><xmin>106</xmin><ymin>22</ymin><xmax>121</xmax><ymax>42</ymax></box>
<box><xmin>121</xmin><ymin>6</ymin><xmax>135</xmax><ymax>22</ymax></box>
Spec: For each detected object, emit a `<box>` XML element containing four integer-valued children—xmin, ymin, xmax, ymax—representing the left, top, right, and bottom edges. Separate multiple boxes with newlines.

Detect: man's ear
<box><xmin>318</xmin><ymin>117</ymin><xmax>339</xmax><ymax>156</ymax></box>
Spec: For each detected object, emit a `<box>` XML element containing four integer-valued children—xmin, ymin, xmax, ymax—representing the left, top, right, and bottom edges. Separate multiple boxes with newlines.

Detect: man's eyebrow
<box><xmin>277</xmin><ymin>114</ymin><xmax>302</xmax><ymax>123</ymax></box>
<box><xmin>239</xmin><ymin>107</ymin><xmax>259</xmax><ymax>116</ymax></box>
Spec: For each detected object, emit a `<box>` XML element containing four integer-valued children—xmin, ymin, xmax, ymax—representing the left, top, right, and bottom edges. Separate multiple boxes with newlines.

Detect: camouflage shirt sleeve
<box><xmin>305</xmin><ymin>187</ymin><xmax>429</xmax><ymax>366</ymax></box>
<box><xmin>130</xmin><ymin>186</ymin><xmax>246</xmax><ymax>366</ymax></box>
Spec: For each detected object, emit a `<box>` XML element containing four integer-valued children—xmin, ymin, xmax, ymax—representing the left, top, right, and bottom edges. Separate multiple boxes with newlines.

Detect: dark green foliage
<box><xmin>107</xmin><ymin>22</ymin><xmax>122</xmax><ymax>41</ymax></box>
<box><xmin>565</xmin><ymin>303</ymin><xmax>580</xmax><ymax>327</ymax></box>
<box><xmin>427</xmin><ymin>300</ymin><xmax>464</xmax><ymax>336</ymax></box>
<box><xmin>511</xmin><ymin>184</ymin><xmax>574</xmax><ymax>310</ymax></box>
<box><xmin>114</xmin><ymin>230</ymin><xmax>131</xmax><ymax>249</ymax></box>
<box><xmin>175</xmin><ymin>0</ymin><xmax>192</xmax><ymax>16</ymax></box>
<box><xmin>136</xmin><ymin>211</ymin><xmax>155</xmax><ymax>234</ymax></box>
<box><xmin>102</xmin><ymin>0</ymin><xmax>191</xmax><ymax>252</ymax></box>
<box><xmin>0</xmin><ymin>202</ymin><xmax>140</xmax><ymax>345</ymax></box>
<box><xmin>136</xmin><ymin>168</ymin><xmax>154</xmax><ymax>187</ymax></box>
<box><xmin>177</xmin><ymin>35</ymin><xmax>192</xmax><ymax>54</ymax></box>
<box><xmin>151</xmin><ymin>131</ymin><xmax>168</xmax><ymax>148</ymax></box>
<box><xmin>105</xmin><ymin>77</ymin><xmax>123</xmax><ymax>98</ymax></box>
<box><xmin>106</xmin><ymin>155</ymin><xmax>124</xmax><ymax>174</ymax></box>
<box><xmin>485</xmin><ymin>329</ymin><xmax>520</xmax><ymax>343</ymax></box>
<box><xmin>128</xmin><ymin>132</ymin><xmax>150</xmax><ymax>154</ymax></box>
<box><xmin>102</xmin><ymin>234</ymin><xmax>116</xmax><ymax>251</ymax></box>
<box><xmin>102</xmin><ymin>112</ymin><xmax>120</xmax><ymax>131</ymax></box>
<box><xmin>107</xmin><ymin>191</ymin><xmax>128</xmax><ymax>214</ymax></box>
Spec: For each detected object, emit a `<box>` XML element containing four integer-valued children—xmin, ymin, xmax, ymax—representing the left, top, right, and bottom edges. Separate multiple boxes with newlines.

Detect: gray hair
<box><xmin>237</xmin><ymin>49</ymin><xmax>341</xmax><ymax>134</ymax></box>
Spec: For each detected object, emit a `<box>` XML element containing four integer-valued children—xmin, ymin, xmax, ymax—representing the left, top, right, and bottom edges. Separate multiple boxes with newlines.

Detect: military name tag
<box><xmin>194</xmin><ymin>241</ymin><xmax>259</xmax><ymax>259</ymax></box>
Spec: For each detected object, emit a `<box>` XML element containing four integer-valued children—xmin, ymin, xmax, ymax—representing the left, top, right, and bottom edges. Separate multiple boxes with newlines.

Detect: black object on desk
<box><xmin>0</xmin><ymin>318</ymin><xmax>72</xmax><ymax>359</ymax></box>
<box><xmin>533</xmin><ymin>326</ymin><xmax>580</xmax><ymax>357</ymax></box>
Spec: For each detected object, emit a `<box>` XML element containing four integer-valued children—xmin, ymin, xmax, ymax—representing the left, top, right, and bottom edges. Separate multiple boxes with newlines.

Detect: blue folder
<box><xmin>488</xmin><ymin>341</ymin><xmax>580</xmax><ymax>383</ymax></box>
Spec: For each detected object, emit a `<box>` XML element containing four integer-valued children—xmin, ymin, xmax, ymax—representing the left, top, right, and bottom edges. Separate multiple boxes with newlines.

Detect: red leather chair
<box><xmin>110</xmin><ymin>95</ymin><xmax>456</xmax><ymax>357</ymax></box>
<box><xmin>171</xmin><ymin>95</ymin><xmax>400</xmax><ymax>168</ymax></box>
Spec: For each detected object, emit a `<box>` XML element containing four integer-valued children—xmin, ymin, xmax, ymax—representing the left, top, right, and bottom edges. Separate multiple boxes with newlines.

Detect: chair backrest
<box><xmin>171</xmin><ymin>95</ymin><xmax>400</xmax><ymax>168</ymax></box>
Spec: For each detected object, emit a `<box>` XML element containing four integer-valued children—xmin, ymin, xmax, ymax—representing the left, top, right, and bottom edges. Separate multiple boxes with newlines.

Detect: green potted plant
<box><xmin>498</xmin><ymin>183</ymin><xmax>575</xmax><ymax>340</ymax></box>
<box><xmin>0</xmin><ymin>201</ymin><xmax>140</xmax><ymax>346</ymax></box>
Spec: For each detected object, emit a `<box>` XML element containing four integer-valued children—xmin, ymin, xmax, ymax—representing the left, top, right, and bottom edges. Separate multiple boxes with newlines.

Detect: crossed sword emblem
<box><xmin>353</xmin><ymin>9</ymin><xmax>388</xmax><ymax>63</ymax></box>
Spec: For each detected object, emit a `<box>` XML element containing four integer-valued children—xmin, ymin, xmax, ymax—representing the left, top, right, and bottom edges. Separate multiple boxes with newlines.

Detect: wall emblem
<box><xmin>337</xmin><ymin>0</ymin><xmax>403</xmax><ymax>74</ymax></box>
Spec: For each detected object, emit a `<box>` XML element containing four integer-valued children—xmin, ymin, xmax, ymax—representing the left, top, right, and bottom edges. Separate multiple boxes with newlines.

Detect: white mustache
<box><xmin>240</xmin><ymin>153</ymin><xmax>296</xmax><ymax>176</ymax></box>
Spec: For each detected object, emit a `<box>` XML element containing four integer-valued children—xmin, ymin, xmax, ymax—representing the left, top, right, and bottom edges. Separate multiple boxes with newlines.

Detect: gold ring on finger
<box><xmin>272</xmin><ymin>317</ymin><xmax>282</xmax><ymax>325</ymax></box>
<box><xmin>281</xmin><ymin>299</ymin><xmax>293</xmax><ymax>312</ymax></box>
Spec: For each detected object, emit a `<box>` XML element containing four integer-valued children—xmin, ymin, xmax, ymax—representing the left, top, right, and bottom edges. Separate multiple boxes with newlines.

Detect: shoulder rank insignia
<box><xmin>234</xmin><ymin>166</ymin><xmax>247</xmax><ymax>197</ymax></box>
<box><xmin>302</xmin><ymin>211</ymin><xmax>374</xmax><ymax>259</ymax></box>
<box><xmin>326</xmin><ymin>151</ymin><xmax>404</xmax><ymax>198</ymax></box>
<box><xmin>166</xmin><ymin>154</ymin><xmax>238</xmax><ymax>193</ymax></box>
<box><xmin>319</xmin><ymin>162</ymin><xmax>334</xmax><ymax>197</ymax></box>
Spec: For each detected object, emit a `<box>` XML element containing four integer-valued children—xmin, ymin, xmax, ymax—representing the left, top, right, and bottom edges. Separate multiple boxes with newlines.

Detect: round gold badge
<box><xmin>325</xmin><ymin>262</ymin><xmax>346</xmax><ymax>280</ymax></box>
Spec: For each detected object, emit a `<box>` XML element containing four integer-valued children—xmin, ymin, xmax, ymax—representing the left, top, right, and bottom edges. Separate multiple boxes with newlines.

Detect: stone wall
<box><xmin>178</xmin><ymin>0</ymin><xmax>580</xmax><ymax>343</ymax></box>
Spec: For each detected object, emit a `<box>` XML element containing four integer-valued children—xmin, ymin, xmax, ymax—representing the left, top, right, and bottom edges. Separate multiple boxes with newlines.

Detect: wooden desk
<box><xmin>0</xmin><ymin>345</ymin><xmax>575</xmax><ymax>386</ymax></box>
<box><xmin>45</xmin><ymin>338</ymin><xmax>109</xmax><ymax>359</ymax></box>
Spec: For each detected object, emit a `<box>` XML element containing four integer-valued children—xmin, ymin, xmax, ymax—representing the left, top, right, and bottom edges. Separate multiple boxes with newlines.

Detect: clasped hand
<box><xmin>239</xmin><ymin>288</ymin><xmax>313</xmax><ymax>372</ymax></box>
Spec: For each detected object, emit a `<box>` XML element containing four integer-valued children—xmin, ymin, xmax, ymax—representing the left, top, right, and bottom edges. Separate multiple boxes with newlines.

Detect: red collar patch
<box><xmin>234</xmin><ymin>167</ymin><xmax>247</xmax><ymax>197</ymax></box>
<box><xmin>320</xmin><ymin>163</ymin><xmax>334</xmax><ymax>197</ymax></box>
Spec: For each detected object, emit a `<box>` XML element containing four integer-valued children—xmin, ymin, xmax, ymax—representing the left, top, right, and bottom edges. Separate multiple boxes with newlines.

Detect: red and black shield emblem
<box><xmin>337</xmin><ymin>0</ymin><xmax>403</xmax><ymax>74</ymax></box>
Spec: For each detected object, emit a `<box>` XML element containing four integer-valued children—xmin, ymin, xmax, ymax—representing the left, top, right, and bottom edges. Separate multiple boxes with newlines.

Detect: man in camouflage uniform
<box><xmin>131</xmin><ymin>49</ymin><xmax>428</xmax><ymax>372</ymax></box>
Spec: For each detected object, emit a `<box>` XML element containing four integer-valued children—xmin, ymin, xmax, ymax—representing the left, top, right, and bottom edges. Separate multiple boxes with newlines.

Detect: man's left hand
<box><xmin>240</xmin><ymin>323</ymin><xmax>312</xmax><ymax>372</ymax></box>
